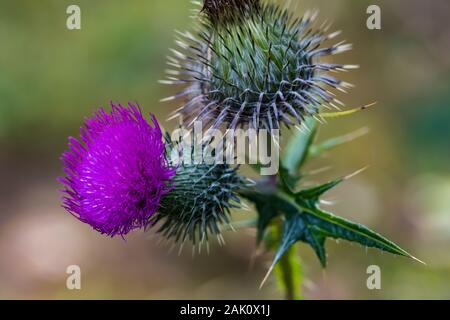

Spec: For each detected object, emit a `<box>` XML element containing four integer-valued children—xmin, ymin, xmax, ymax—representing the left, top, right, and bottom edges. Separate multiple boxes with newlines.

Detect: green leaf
<box><xmin>295</xmin><ymin>177</ymin><xmax>344</xmax><ymax>202</ymax></box>
<box><xmin>278</xmin><ymin>165</ymin><xmax>300</xmax><ymax>194</ymax></box>
<box><xmin>238</xmin><ymin>191</ymin><xmax>280</xmax><ymax>244</ymax></box>
<box><xmin>260</xmin><ymin>208</ymin><xmax>325</xmax><ymax>289</ymax></box>
<box><xmin>268</xmin><ymin>206</ymin><xmax>327</xmax><ymax>269</ymax></box>
<box><xmin>246</xmin><ymin>127</ymin><xmax>422</xmax><ymax>289</ymax></box>
<box><xmin>258</xmin><ymin>190</ymin><xmax>420</xmax><ymax>281</ymax></box>
<box><xmin>296</xmin><ymin>203</ymin><xmax>417</xmax><ymax>264</ymax></box>
<box><xmin>283</xmin><ymin>118</ymin><xmax>318</xmax><ymax>174</ymax></box>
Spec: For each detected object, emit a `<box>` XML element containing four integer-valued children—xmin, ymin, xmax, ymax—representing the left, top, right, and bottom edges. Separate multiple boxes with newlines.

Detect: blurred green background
<box><xmin>0</xmin><ymin>0</ymin><xmax>449</xmax><ymax>299</ymax></box>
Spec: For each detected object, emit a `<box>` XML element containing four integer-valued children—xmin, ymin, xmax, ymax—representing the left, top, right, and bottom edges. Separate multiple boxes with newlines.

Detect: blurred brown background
<box><xmin>0</xmin><ymin>0</ymin><xmax>449</xmax><ymax>299</ymax></box>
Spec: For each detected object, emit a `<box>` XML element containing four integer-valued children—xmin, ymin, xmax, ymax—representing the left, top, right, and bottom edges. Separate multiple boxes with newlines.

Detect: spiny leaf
<box><xmin>301</xmin><ymin>205</ymin><xmax>417</xmax><ymax>264</ymax></box>
<box><xmin>260</xmin><ymin>224</ymin><xmax>303</xmax><ymax>299</ymax></box>
<box><xmin>295</xmin><ymin>177</ymin><xmax>344</xmax><ymax>202</ymax></box>
<box><xmin>295</xmin><ymin>168</ymin><xmax>367</xmax><ymax>202</ymax></box>
<box><xmin>238</xmin><ymin>191</ymin><xmax>280</xmax><ymax>244</ymax></box>
<box><xmin>261</xmin><ymin>209</ymin><xmax>326</xmax><ymax>288</ymax></box>
<box><xmin>260</xmin><ymin>213</ymin><xmax>305</xmax><ymax>289</ymax></box>
<box><xmin>255</xmin><ymin>190</ymin><xmax>420</xmax><ymax>283</ymax></box>
<box><xmin>288</xmin><ymin>214</ymin><xmax>327</xmax><ymax>267</ymax></box>
<box><xmin>265</xmin><ymin>204</ymin><xmax>327</xmax><ymax>271</ymax></box>
<box><xmin>279</xmin><ymin>165</ymin><xmax>300</xmax><ymax>193</ymax></box>
<box><xmin>283</xmin><ymin>117</ymin><xmax>318</xmax><ymax>174</ymax></box>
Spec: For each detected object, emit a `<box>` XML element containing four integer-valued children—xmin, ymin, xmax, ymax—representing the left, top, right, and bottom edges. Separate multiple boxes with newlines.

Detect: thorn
<box><xmin>320</xmin><ymin>199</ymin><xmax>335</xmax><ymax>206</ymax></box>
<box><xmin>410</xmin><ymin>254</ymin><xmax>427</xmax><ymax>265</ymax></box>
<box><xmin>219</xmin><ymin>234</ymin><xmax>226</xmax><ymax>245</ymax></box>
<box><xmin>333</xmin><ymin>98</ymin><xmax>346</xmax><ymax>107</ymax></box>
<box><xmin>165</xmin><ymin>69</ymin><xmax>181</xmax><ymax>76</ymax></box>
<box><xmin>240</xmin><ymin>201</ymin><xmax>252</xmax><ymax>212</ymax></box>
<box><xmin>333</xmin><ymin>43</ymin><xmax>353</xmax><ymax>55</ymax></box>
<box><xmin>362</xmin><ymin>101</ymin><xmax>378</xmax><ymax>109</ymax></box>
<box><xmin>167</xmin><ymin>112</ymin><xmax>182</xmax><ymax>121</ymax></box>
<box><xmin>321</xmin><ymin>102</ymin><xmax>377</xmax><ymax>118</ymax></box>
<box><xmin>341</xmin><ymin>81</ymin><xmax>355</xmax><ymax>89</ymax></box>
<box><xmin>344</xmin><ymin>166</ymin><xmax>369</xmax><ymax>180</ymax></box>
<box><xmin>313</xmin><ymin>115</ymin><xmax>325</xmax><ymax>124</ymax></box>
<box><xmin>329</xmin><ymin>103</ymin><xmax>341</xmax><ymax>111</ymax></box>
<box><xmin>343</xmin><ymin>64</ymin><xmax>360</xmax><ymax>70</ymax></box>
<box><xmin>310</xmin><ymin>10</ymin><xmax>319</xmax><ymax>22</ymax></box>
<box><xmin>259</xmin><ymin>263</ymin><xmax>275</xmax><ymax>290</ymax></box>
<box><xmin>178</xmin><ymin>242</ymin><xmax>185</xmax><ymax>256</ymax></box>
<box><xmin>158</xmin><ymin>80</ymin><xmax>176</xmax><ymax>85</ymax></box>
<box><xmin>327</xmin><ymin>30</ymin><xmax>342</xmax><ymax>39</ymax></box>
<box><xmin>160</xmin><ymin>96</ymin><xmax>176</xmax><ymax>103</ymax></box>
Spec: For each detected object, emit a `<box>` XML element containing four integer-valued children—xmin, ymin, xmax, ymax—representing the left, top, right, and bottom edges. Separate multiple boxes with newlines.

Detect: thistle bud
<box><xmin>152</xmin><ymin>137</ymin><xmax>245</xmax><ymax>245</ymax></box>
<box><xmin>163</xmin><ymin>1</ymin><xmax>356</xmax><ymax>132</ymax></box>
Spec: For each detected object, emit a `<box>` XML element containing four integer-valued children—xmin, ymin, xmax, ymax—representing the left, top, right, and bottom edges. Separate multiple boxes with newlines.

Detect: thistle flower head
<box><xmin>163</xmin><ymin>1</ymin><xmax>356</xmax><ymax>132</ymax></box>
<box><xmin>152</xmin><ymin>137</ymin><xmax>245</xmax><ymax>245</ymax></box>
<box><xmin>59</xmin><ymin>103</ymin><xmax>175</xmax><ymax>237</ymax></box>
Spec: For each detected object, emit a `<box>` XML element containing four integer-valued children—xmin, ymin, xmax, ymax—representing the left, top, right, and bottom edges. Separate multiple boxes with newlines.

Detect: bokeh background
<box><xmin>0</xmin><ymin>0</ymin><xmax>449</xmax><ymax>299</ymax></box>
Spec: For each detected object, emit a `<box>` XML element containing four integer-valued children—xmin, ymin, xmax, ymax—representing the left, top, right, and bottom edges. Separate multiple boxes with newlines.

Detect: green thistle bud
<box><xmin>152</xmin><ymin>136</ymin><xmax>246</xmax><ymax>245</ymax></box>
<box><xmin>162</xmin><ymin>0</ymin><xmax>357</xmax><ymax>132</ymax></box>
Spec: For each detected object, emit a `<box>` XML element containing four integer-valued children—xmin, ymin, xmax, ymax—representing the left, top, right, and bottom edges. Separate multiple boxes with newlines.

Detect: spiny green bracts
<box><xmin>151</xmin><ymin>135</ymin><xmax>246</xmax><ymax>246</ymax></box>
<box><xmin>240</xmin><ymin>118</ymin><xmax>422</xmax><ymax>288</ymax></box>
<box><xmin>162</xmin><ymin>0</ymin><xmax>357</xmax><ymax>132</ymax></box>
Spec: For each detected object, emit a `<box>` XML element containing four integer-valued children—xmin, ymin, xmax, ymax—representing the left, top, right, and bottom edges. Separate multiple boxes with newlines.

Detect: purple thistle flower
<box><xmin>59</xmin><ymin>102</ymin><xmax>175</xmax><ymax>237</ymax></box>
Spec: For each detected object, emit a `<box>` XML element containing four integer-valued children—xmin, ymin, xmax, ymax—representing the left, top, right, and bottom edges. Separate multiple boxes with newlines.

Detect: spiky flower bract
<box><xmin>152</xmin><ymin>136</ymin><xmax>245</xmax><ymax>245</ymax></box>
<box><xmin>59</xmin><ymin>103</ymin><xmax>175</xmax><ymax>237</ymax></box>
<box><xmin>163</xmin><ymin>0</ymin><xmax>356</xmax><ymax>132</ymax></box>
